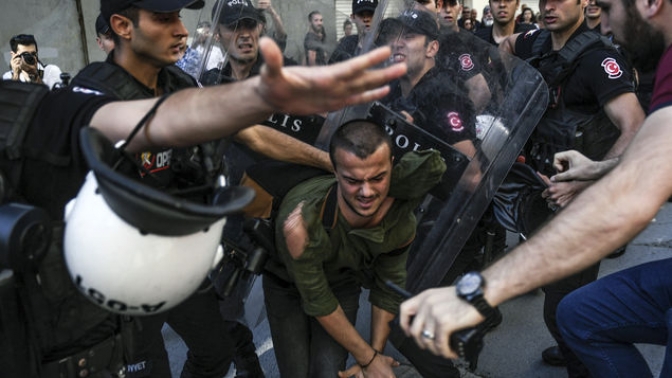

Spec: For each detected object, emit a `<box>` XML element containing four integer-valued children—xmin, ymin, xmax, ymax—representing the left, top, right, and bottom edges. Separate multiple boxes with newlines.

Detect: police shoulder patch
<box><xmin>459</xmin><ymin>54</ymin><xmax>475</xmax><ymax>72</ymax></box>
<box><xmin>447</xmin><ymin>111</ymin><xmax>464</xmax><ymax>132</ymax></box>
<box><xmin>601</xmin><ymin>57</ymin><xmax>623</xmax><ymax>79</ymax></box>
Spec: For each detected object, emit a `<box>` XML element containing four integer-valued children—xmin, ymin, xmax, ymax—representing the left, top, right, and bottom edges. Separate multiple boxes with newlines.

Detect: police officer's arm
<box><xmin>543</xmin><ymin>90</ymin><xmax>645</xmax><ymax>207</ymax></box>
<box><xmin>399</xmin><ymin>106</ymin><xmax>672</xmax><ymax>359</ymax></box>
<box><xmin>89</xmin><ymin>38</ymin><xmax>406</xmax><ymax>152</ymax></box>
<box><xmin>234</xmin><ymin>125</ymin><xmax>333</xmax><ymax>171</ymax></box>
<box><xmin>498</xmin><ymin>32</ymin><xmax>521</xmax><ymax>55</ymax></box>
<box><xmin>601</xmin><ymin>92</ymin><xmax>646</xmax><ymax>159</ymax></box>
<box><xmin>464</xmin><ymin>73</ymin><xmax>491</xmax><ymax>113</ymax></box>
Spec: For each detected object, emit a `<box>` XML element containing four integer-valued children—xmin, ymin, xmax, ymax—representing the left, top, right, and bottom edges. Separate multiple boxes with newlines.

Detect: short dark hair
<box><xmin>10</xmin><ymin>34</ymin><xmax>37</xmax><ymax>53</ymax></box>
<box><xmin>110</xmin><ymin>6</ymin><xmax>140</xmax><ymax>44</ymax></box>
<box><xmin>329</xmin><ymin>120</ymin><xmax>392</xmax><ymax>169</ymax></box>
<box><xmin>308</xmin><ymin>10</ymin><xmax>321</xmax><ymax>21</ymax></box>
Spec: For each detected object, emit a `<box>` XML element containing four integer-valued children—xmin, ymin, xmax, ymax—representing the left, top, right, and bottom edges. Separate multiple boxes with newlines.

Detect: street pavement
<box><xmin>165</xmin><ymin>203</ymin><xmax>672</xmax><ymax>377</ymax></box>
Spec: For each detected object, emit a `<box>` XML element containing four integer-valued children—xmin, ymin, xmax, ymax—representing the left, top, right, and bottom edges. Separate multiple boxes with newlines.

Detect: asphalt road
<box><xmin>165</xmin><ymin>203</ymin><xmax>672</xmax><ymax>377</ymax></box>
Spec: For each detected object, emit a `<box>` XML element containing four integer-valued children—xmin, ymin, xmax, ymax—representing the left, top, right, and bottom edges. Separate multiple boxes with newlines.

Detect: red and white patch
<box><xmin>459</xmin><ymin>53</ymin><xmax>475</xmax><ymax>72</ymax></box>
<box><xmin>601</xmin><ymin>57</ymin><xmax>623</xmax><ymax>79</ymax></box>
<box><xmin>447</xmin><ymin>111</ymin><xmax>464</xmax><ymax>132</ymax></box>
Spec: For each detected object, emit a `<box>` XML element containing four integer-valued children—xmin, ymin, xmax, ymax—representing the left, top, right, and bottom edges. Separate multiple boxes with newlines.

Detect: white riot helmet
<box><xmin>64</xmin><ymin>127</ymin><xmax>253</xmax><ymax>316</ymax></box>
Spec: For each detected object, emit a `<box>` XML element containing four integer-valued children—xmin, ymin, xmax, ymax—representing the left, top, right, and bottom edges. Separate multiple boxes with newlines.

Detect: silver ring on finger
<box><xmin>421</xmin><ymin>329</ymin><xmax>435</xmax><ymax>340</ymax></box>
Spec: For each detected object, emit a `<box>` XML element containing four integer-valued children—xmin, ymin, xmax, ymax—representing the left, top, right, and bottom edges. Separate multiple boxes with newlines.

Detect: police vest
<box><xmin>71</xmin><ymin>62</ymin><xmax>227</xmax><ymax>190</ymax></box>
<box><xmin>524</xmin><ymin>31</ymin><xmax>622</xmax><ymax>176</ymax></box>
<box><xmin>71</xmin><ymin>62</ymin><xmax>196</xmax><ymax>100</ymax></box>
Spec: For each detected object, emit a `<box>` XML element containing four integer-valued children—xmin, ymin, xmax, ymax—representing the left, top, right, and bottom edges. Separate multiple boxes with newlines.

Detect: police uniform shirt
<box><xmin>382</xmin><ymin>67</ymin><xmax>476</xmax><ymax>146</ymax></box>
<box><xmin>329</xmin><ymin>35</ymin><xmax>360</xmax><ymax>64</ymax></box>
<box><xmin>436</xmin><ymin>28</ymin><xmax>488</xmax><ymax>85</ymax></box>
<box><xmin>71</xmin><ymin>52</ymin><xmax>198</xmax><ymax>190</ymax></box>
<box><xmin>514</xmin><ymin>24</ymin><xmax>635</xmax><ymax>115</ymax></box>
<box><xmin>18</xmin><ymin>87</ymin><xmax>115</xmax><ymax>219</ymax></box>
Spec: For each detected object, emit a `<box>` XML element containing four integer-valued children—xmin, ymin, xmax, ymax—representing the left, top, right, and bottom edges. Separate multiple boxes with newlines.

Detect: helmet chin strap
<box><xmin>110</xmin><ymin>94</ymin><xmax>173</xmax><ymax>185</ymax></box>
<box><xmin>117</xmin><ymin>93</ymin><xmax>172</xmax><ymax>152</ymax></box>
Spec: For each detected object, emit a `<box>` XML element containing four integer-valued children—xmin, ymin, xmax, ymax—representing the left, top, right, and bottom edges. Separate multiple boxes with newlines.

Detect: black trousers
<box><xmin>126</xmin><ymin>283</ymin><xmax>236</xmax><ymax>378</ymax></box>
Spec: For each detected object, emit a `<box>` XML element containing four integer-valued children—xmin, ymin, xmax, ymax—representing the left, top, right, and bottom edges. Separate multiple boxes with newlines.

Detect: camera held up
<box><xmin>20</xmin><ymin>52</ymin><xmax>36</xmax><ymax>66</ymax></box>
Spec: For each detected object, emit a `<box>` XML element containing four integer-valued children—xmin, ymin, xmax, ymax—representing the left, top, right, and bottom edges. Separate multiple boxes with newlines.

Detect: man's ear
<box><xmin>110</xmin><ymin>14</ymin><xmax>133</xmax><ymax>41</ymax></box>
<box><xmin>643</xmin><ymin>0</ymin><xmax>662</xmax><ymax>18</ymax></box>
<box><xmin>427</xmin><ymin>39</ymin><xmax>440</xmax><ymax>57</ymax></box>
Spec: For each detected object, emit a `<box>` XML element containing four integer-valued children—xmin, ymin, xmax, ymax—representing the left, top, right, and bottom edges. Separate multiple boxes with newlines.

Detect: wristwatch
<box><xmin>455</xmin><ymin>271</ymin><xmax>498</xmax><ymax>320</ymax></box>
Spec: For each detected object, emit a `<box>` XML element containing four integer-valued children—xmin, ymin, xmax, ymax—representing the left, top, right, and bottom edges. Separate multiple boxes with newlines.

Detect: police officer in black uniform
<box><xmin>0</xmin><ymin>26</ymin><xmax>408</xmax><ymax>377</ymax></box>
<box><xmin>69</xmin><ymin>0</ymin><xmax>240</xmax><ymax>376</ymax></box>
<box><xmin>200</xmin><ymin>1</ymin><xmax>334</xmax><ymax>375</ymax></box>
<box><xmin>500</xmin><ymin>0</ymin><xmax>646</xmax><ymax>374</ymax></box>
<box><xmin>376</xmin><ymin>9</ymin><xmax>476</xmax><ymax>378</ymax></box>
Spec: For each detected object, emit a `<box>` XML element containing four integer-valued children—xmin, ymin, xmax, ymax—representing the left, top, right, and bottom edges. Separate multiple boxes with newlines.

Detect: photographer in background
<box><xmin>3</xmin><ymin>34</ymin><xmax>62</xmax><ymax>89</ymax></box>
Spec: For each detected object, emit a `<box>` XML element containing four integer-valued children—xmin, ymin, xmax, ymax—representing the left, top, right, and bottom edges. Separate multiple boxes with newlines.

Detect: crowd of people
<box><xmin>2</xmin><ymin>0</ymin><xmax>670</xmax><ymax>377</ymax></box>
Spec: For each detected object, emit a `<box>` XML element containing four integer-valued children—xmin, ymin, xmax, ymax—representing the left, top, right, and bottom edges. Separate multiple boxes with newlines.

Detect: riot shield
<box><xmin>314</xmin><ymin>2</ymin><xmax>549</xmax><ymax>293</ymax></box>
<box><xmin>184</xmin><ymin>0</ymin><xmax>548</xmax><ymax>302</ymax></box>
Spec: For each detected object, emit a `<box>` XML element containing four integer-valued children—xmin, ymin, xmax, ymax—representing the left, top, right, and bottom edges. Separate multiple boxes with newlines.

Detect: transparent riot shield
<box><xmin>314</xmin><ymin>1</ymin><xmax>549</xmax><ymax>293</ymax></box>
<box><xmin>183</xmin><ymin>0</ymin><xmax>548</xmax><ymax>315</ymax></box>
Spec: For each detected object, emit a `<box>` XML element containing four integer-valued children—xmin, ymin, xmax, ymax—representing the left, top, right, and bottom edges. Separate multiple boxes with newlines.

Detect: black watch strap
<box><xmin>470</xmin><ymin>295</ymin><xmax>498</xmax><ymax>320</ymax></box>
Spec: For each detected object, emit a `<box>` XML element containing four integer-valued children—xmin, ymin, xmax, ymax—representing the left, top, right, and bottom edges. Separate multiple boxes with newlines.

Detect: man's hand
<box><xmin>540</xmin><ymin>174</ymin><xmax>590</xmax><ymax>208</ymax></box>
<box><xmin>338</xmin><ymin>352</ymin><xmax>399</xmax><ymax>378</ymax></box>
<box><xmin>551</xmin><ymin>150</ymin><xmax>602</xmax><ymax>182</ymax></box>
<box><xmin>257</xmin><ymin>37</ymin><xmax>406</xmax><ymax>115</ymax></box>
<box><xmin>399</xmin><ymin>287</ymin><xmax>484</xmax><ymax>359</ymax></box>
<box><xmin>257</xmin><ymin>0</ymin><xmax>271</xmax><ymax>9</ymax></box>
<box><xmin>10</xmin><ymin>54</ymin><xmax>22</xmax><ymax>80</ymax></box>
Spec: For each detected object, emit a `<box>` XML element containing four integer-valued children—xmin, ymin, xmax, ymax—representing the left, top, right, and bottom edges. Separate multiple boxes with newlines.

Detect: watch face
<box><xmin>457</xmin><ymin>272</ymin><xmax>482</xmax><ymax>296</ymax></box>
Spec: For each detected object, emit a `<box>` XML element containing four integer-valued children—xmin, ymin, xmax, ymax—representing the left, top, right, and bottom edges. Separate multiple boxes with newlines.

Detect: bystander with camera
<box><xmin>3</xmin><ymin>34</ymin><xmax>62</xmax><ymax>89</ymax></box>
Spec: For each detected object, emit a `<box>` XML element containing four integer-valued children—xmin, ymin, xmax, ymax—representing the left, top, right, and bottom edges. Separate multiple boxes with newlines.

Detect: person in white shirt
<box><xmin>3</xmin><ymin>34</ymin><xmax>62</xmax><ymax>89</ymax></box>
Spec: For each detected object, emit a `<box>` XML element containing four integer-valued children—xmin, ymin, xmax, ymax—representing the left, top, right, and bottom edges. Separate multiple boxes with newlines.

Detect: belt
<box><xmin>40</xmin><ymin>334</ymin><xmax>125</xmax><ymax>378</ymax></box>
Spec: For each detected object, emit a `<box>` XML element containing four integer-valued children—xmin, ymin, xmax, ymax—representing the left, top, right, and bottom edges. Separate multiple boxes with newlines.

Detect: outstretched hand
<box><xmin>257</xmin><ymin>37</ymin><xmax>406</xmax><ymax>116</ymax></box>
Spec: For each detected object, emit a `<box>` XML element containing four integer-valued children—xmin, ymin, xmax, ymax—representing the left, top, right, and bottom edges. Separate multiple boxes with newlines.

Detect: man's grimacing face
<box><xmin>217</xmin><ymin>18</ymin><xmax>261</xmax><ymax>64</ymax></box>
<box><xmin>334</xmin><ymin>144</ymin><xmax>393</xmax><ymax>219</ymax></box>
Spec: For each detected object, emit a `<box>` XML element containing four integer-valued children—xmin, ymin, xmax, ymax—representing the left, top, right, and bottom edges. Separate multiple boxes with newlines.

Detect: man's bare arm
<box><xmin>400</xmin><ymin>107</ymin><xmax>672</xmax><ymax>358</ymax></box>
<box><xmin>370</xmin><ymin>305</ymin><xmax>396</xmax><ymax>352</ymax></box>
<box><xmin>464</xmin><ymin>73</ymin><xmax>491</xmax><ymax>113</ymax></box>
<box><xmin>602</xmin><ymin>92</ymin><xmax>646</xmax><ymax>159</ymax></box>
<box><xmin>318</xmin><ymin>307</ymin><xmax>398</xmax><ymax>377</ymax></box>
<box><xmin>235</xmin><ymin>125</ymin><xmax>332</xmax><ymax>171</ymax></box>
<box><xmin>90</xmin><ymin>38</ymin><xmax>406</xmax><ymax>152</ymax></box>
<box><xmin>551</xmin><ymin>150</ymin><xmax>619</xmax><ymax>182</ymax></box>
<box><xmin>307</xmin><ymin>50</ymin><xmax>318</xmax><ymax>66</ymax></box>
<box><xmin>498</xmin><ymin>33</ymin><xmax>521</xmax><ymax>55</ymax></box>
